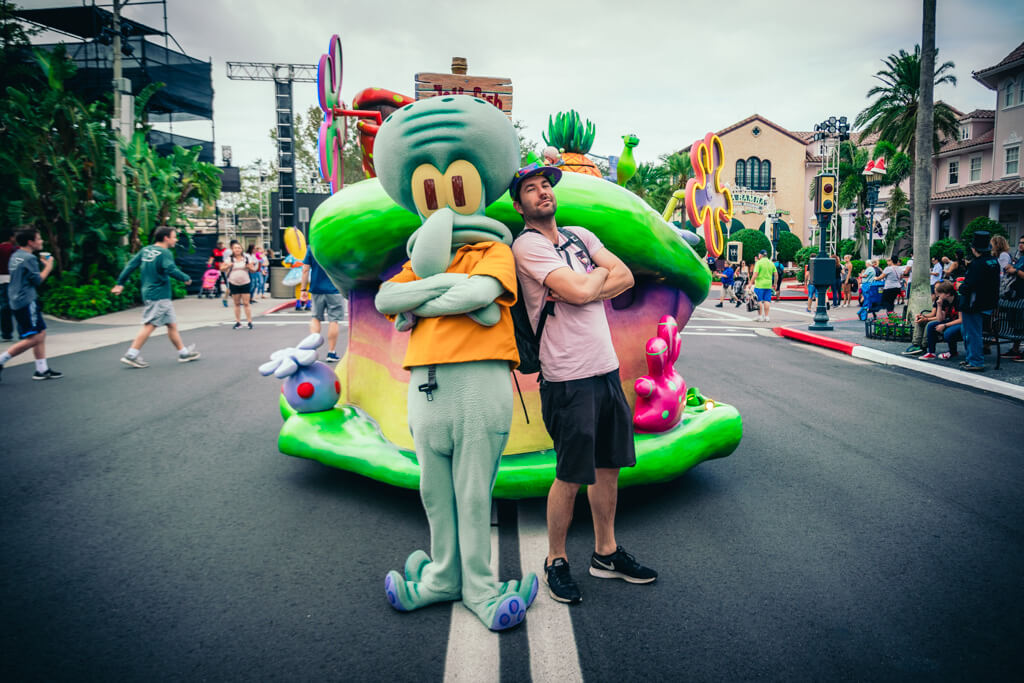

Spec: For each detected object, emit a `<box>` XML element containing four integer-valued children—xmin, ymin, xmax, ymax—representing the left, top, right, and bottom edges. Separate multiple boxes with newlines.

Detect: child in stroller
<box><xmin>198</xmin><ymin>268</ymin><xmax>222</xmax><ymax>298</ymax></box>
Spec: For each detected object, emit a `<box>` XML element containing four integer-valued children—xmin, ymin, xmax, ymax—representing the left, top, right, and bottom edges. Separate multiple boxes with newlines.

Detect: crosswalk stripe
<box><xmin>443</xmin><ymin>527</ymin><xmax>501</xmax><ymax>682</ymax></box>
<box><xmin>518</xmin><ymin>505</ymin><xmax>584</xmax><ymax>683</ymax></box>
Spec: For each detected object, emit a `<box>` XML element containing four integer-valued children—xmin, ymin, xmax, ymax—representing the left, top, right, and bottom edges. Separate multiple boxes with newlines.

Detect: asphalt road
<box><xmin>1</xmin><ymin>309</ymin><xmax>1020</xmax><ymax>681</ymax></box>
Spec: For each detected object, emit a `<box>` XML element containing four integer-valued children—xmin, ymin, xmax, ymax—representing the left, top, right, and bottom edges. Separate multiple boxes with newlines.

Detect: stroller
<box><xmin>198</xmin><ymin>268</ymin><xmax>221</xmax><ymax>298</ymax></box>
<box><xmin>731</xmin><ymin>278</ymin><xmax>757</xmax><ymax>312</ymax></box>
<box><xmin>858</xmin><ymin>281</ymin><xmax>885</xmax><ymax>321</ymax></box>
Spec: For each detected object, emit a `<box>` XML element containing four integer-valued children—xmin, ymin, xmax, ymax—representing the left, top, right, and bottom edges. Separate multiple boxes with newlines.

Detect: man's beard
<box><xmin>522</xmin><ymin>199</ymin><xmax>556</xmax><ymax>222</ymax></box>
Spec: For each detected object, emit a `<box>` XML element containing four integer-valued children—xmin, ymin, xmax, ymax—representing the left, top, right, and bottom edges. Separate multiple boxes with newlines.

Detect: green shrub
<box><xmin>959</xmin><ymin>217</ymin><xmax>1008</xmax><ymax>253</ymax></box>
<box><xmin>776</xmin><ymin>231</ymin><xmax>802</xmax><ymax>263</ymax></box>
<box><xmin>41</xmin><ymin>271</ymin><xmax>143</xmax><ymax>320</ymax></box>
<box><xmin>794</xmin><ymin>245</ymin><xmax>818</xmax><ymax>267</ymax></box>
<box><xmin>930</xmin><ymin>238</ymin><xmax>960</xmax><ymax>261</ymax></box>
<box><xmin>850</xmin><ymin>259</ymin><xmax>866</xmax><ymax>277</ymax></box>
<box><xmin>838</xmin><ymin>238</ymin><xmax>858</xmax><ymax>257</ymax></box>
<box><xmin>728</xmin><ymin>229</ymin><xmax>771</xmax><ymax>264</ymax></box>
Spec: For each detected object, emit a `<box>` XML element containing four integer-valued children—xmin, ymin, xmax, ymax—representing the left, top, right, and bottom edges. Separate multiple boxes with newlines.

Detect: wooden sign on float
<box><xmin>415</xmin><ymin>57</ymin><xmax>514</xmax><ymax>117</ymax></box>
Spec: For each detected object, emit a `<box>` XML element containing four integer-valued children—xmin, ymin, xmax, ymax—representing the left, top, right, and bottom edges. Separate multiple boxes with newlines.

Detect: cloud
<box><xmin>25</xmin><ymin>0</ymin><xmax>1021</xmax><ymax>168</ymax></box>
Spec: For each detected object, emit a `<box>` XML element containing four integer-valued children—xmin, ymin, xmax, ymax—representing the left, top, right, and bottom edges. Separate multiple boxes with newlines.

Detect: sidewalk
<box><xmin>774</xmin><ymin>309</ymin><xmax>1024</xmax><ymax>402</ymax></box>
<box><xmin>4</xmin><ymin>295</ymin><xmax>295</xmax><ymax>368</ymax></box>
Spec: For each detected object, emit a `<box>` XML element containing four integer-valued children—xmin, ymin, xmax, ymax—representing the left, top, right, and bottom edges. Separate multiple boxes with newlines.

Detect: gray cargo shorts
<box><xmin>312</xmin><ymin>293</ymin><xmax>346</xmax><ymax>322</ymax></box>
<box><xmin>142</xmin><ymin>299</ymin><xmax>177</xmax><ymax>327</ymax></box>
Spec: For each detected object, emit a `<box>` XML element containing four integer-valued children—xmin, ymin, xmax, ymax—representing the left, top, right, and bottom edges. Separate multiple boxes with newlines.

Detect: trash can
<box><xmin>269</xmin><ymin>259</ymin><xmax>295</xmax><ymax>299</ymax></box>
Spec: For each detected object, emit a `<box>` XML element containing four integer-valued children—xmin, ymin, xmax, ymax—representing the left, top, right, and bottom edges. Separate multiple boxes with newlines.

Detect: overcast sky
<box><xmin>20</xmin><ymin>0</ymin><xmax>1024</xmax><ymax>170</ymax></box>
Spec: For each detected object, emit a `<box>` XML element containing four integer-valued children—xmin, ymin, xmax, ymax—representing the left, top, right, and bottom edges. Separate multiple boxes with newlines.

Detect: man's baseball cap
<box><xmin>759</xmin><ymin>249</ymin><xmax>767</xmax><ymax>255</ymax></box>
<box><xmin>509</xmin><ymin>162</ymin><xmax>562</xmax><ymax>202</ymax></box>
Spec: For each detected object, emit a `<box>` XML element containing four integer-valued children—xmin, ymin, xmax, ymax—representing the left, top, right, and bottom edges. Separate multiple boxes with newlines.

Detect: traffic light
<box><xmin>816</xmin><ymin>174</ymin><xmax>837</xmax><ymax>215</ymax></box>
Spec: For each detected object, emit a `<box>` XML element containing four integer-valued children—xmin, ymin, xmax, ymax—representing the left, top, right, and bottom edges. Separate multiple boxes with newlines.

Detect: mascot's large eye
<box><xmin>443</xmin><ymin>160</ymin><xmax>483</xmax><ymax>216</ymax></box>
<box><xmin>411</xmin><ymin>164</ymin><xmax>448</xmax><ymax>217</ymax></box>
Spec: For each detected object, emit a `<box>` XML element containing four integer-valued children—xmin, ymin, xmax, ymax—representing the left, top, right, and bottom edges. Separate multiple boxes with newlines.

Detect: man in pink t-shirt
<box><xmin>510</xmin><ymin>163</ymin><xmax>658</xmax><ymax>605</ymax></box>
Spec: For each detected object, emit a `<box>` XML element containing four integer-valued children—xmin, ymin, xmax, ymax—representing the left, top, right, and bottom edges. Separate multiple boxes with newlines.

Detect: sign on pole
<box><xmin>415</xmin><ymin>59</ymin><xmax>513</xmax><ymax>117</ymax></box>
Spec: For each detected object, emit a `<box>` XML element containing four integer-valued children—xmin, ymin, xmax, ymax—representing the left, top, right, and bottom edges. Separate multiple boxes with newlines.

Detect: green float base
<box><xmin>277</xmin><ymin>387</ymin><xmax>743</xmax><ymax>499</ymax></box>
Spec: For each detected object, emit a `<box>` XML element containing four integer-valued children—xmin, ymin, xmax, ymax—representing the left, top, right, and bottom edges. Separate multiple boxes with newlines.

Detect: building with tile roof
<box><xmin>928</xmin><ymin>41</ymin><xmax>1024</xmax><ymax>244</ymax></box>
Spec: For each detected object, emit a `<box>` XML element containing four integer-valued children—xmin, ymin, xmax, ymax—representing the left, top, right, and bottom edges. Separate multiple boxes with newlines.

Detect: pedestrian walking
<box><xmin>511</xmin><ymin>163</ymin><xmax>657</xmax><ymax>606</ymax></box>
<box><xmin>0</xmin><ymin>229</ymin><xmax>16</xmax><ymax>341</ymax></box>
<box><xmin>841</xmin><ymin>254</ymin><xmax>854</xmax><ymax>307</ymax></box>
<box><xmin>247</xmin><ymin>244</ymin><xmax>267</xmax><ymax>301</ymax></box>
<box><xmin>300</xmin><ymin>247</ymin><xmax>345</xmax><ymax>362</ymax></box>
<box><xmin>752</xmin><ymin>250</ymin><xmax>776</xmax><ymax>322</ymax></box>
<box><xmin>207</xmin><ymin>240</ymin><xmax>228</xmax><ymax>306</ymax></box>
<box><xmin>222</xmin><ymin>241</ymin><xmax>258</xmax><ymax>329</ymax></box>
<box><xmin>111</xmin><ymin>226</ymin><xmax>200</xmax><ymax>368</ymax></box>
<box><xmin>0</xmin><ymin>227</ymin><xmax>62</xmax><ymax>381</ymax></box>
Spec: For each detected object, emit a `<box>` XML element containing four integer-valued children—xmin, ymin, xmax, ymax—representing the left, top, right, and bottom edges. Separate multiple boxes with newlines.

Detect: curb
<box><xmin>773</xmin><ymin>326</ymin><xmax>1024</xmax><ymax>402</ymax></box>
<box><xmin>266</xmin><ymin>299</ymin><xmax>298</xmax><ymax>314</ymax></box>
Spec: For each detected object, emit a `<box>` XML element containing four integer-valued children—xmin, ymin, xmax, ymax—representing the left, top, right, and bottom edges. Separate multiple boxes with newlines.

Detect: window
<box><xmin>969</xmin><ymin>155</ymin><xmax>982</xmax><ymax>182</ymax></box>
<box><xmin>960</xmin><ymin>126</ymin><xmax>969</xmax><ymax>140</ymax></box>
<box><xmin>761</xmin><ymin>160</ymin><xmax>771</xmax><ymax>189</ymax></box>
<box><xmin>1020</xmin><ymin>75</ymin><xmax>1024</xmax><ymax>105</ymax></box>
<box><xmin>1006</xmin><ymin>80</ymin><xmax>1016</xmax><ymax>108</ymax></box>
<box><xmin>948</xmin><ymin>160</ymin><xmax>959</xmax><ymax>185</ymax></box>
<box><xmin>1007</xmin><ymin>146</ymin><xmax>1020</xmax><ymax>176</ymax></box>
<box><xmin>735</xmin><ymin>159</ymin><xmax>746</xmax><ymax>187</ymax></box>
<box><xmin>749</xmin><ymin>158</ymin><xmax>760</xmax><ymax>189</ymax></box>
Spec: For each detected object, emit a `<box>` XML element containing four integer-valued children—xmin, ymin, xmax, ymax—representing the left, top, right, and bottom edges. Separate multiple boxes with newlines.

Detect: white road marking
<box><xmin>698</xmin><ymin>306</ymin><xmax>753</xmax><ymax>322</ymax></box>
<box><xmin>769</xmin><ymin>303</ymin><xmax>817</xmax><ymax>318</ymax></box>
<box><xmin>443</xmin><ymin>526</ymin><xmax>501</xmax><ymax>682</ymax></box>
<box><xmin>518</xmin><ymin>504</ymin><xmax>584</xmax><ymax>683</ymax></box>
<box><xmin>852</xmin><ymin>346</ymin><xmax>1024</xmax><ymax>401</ymax></box>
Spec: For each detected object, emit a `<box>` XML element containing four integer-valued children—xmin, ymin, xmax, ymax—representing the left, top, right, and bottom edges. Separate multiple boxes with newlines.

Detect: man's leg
<box><xmin>166</xmin><ymin>323</ymin><xmax>185</xmax><ymax>351</ymax></box>
<box><xmin>309</xmin><ymin>317</ymin><xmax>322</xmax><ymax>335</ymax></box>
<box><xmin>547</xmin><ymin>479</ymin><xmax>581</xmax><ymax>561</ymax></box>
<box><xmin>962</xmin><ymin>312</ymin><xmax>984</xmax><ymax>368</ymax></box>
<box><xmin>327</xmin><ymin>321</ymin><xmax>339</xmax><ymax>354</ymax></box>
<box><xmin>130</xmin><ymin>324</ymin><xmax>157</xmax><ymax>351</ymax></box>
<box><xmin>0</xmin><ymin>283</ymin><xmax>12</xmax><ymax>340</ymax></box>
<box><xmin>588</xmin><ymin>467</ymin><xmax>619</xmax><ymax>556</ymax></box>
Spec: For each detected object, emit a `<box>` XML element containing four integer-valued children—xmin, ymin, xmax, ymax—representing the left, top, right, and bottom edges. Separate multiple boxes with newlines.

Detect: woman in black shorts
<box><xmin>222</xmin><ymin>241</ymin><xmax>258</xmax><ymax>329</ymax></box>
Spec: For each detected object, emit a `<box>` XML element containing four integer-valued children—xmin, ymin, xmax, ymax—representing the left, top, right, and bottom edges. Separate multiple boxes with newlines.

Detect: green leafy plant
<box><xmin>959</xmin><ymin>217</ymin><xmax>1008</xmax><ymax>254</ymax></box>
<box><xmin>776</xmin><ymin>231</ymin><xmax>803</xmax><ymax>263</ymax></box>
<box><xmin>794</xmin><ymin>245</ymin><xmax>818</xmax><ymax>267</ymax></box>
<box><xmin>930</xmin><ymin>238</ymin><xmax>960</xmax><ymax>261</ymax></box>
<box><xmin>729</xmin><ymin>228</ymin><xmax>772</xmax><ymax>265</ymax></box>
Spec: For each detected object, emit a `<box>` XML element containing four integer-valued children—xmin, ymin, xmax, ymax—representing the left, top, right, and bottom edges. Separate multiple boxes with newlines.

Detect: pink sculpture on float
<box><xmin>315</xmin><ymin>34</ymin><xmax>385</xmax><ymax>193</ymax></box>
<box><xmin>685</xmin><ymin>132</ymin><xmax>734</xmax><ymax>258</ymax></box>
<box><xmin>632</xmin><ymin>315</ymin><xmax>686</xmax><ymax>433</ymax></box>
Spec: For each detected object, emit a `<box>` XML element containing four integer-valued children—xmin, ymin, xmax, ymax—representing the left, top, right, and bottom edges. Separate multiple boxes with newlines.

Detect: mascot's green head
<box><xmin>374</xmin><ymin>95</ymin><xmax>519</xmax><ymax>222</ymax></box>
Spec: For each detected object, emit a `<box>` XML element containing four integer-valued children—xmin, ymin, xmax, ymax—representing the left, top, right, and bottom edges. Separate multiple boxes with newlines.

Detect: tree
<box><xmin>0</xmin><ymin>45</ymin><xmax>123</xmax><ymax>274</ymax></box>
<box><xmin>907</xmin><ymin>0</ymin><xmax>938</xmax><ymax>334</ymax></box>
<box><xmin>882</xmin><ymin>185</ymin><xmax>911</xmax><ymax>257</ymax></box>
<box><xmin>729</xmin><ymin>228</ymin><xmax>772</xmax><ymax>265</ymax></box>
<box><xmin>777</xmin><ymin>231</ymin><xmax>803</xmax><ymax>263</ymax></box>
<box><xmin>854</xmin><ymin>42</ymin><xmax>959</xmax><ymax>226</ymax></box>
<box><xmin>625</xmin><ymin>162</ymin><xmax>668</xmax><ymax>210</ymax></box>
<box><xmin>513</xmin><ymin>119</ymin><xmax>540</xmax><ymax>165</ymax></box>
<box><xmin>651</xmin><ymin>152</ymin><xmax>693</xmax><ymax>214</ymax></box>
<box><xmin>959</xmin><ymin>216</ymin><xmax>1008</xmax><ymax>253</ymax></box>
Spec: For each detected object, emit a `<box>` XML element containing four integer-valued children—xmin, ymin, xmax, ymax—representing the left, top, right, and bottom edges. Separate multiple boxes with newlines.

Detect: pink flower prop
<box><xmin>685</xmin><ymin>133</ymin><xmax>734</xmax><ymax>258</ymax></box>
<box><xmin>633</xmin><ymin>315</ymin><xmax>686</xmax><ymax>433</ymax></box>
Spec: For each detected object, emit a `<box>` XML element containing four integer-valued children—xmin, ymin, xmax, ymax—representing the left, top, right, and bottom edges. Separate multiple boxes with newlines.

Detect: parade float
<box><xmin>265</xmin><ymin>35</ymin><xmax>743</xmax><ymax>499</ymax></box>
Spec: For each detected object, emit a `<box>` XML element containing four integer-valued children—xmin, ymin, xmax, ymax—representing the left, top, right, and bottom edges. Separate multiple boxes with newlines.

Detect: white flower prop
<box><xmin>258</xmin><ymin>333</ymin><xmax>325</xmax><ymax>379</ymax></box>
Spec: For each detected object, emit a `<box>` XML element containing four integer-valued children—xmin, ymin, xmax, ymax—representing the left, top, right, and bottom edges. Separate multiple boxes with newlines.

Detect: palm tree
<box><xmin>625</xmin><ymin>162</ymin><xmax>668</xmax><ymax>210</ymax></box>
<box><xmin>652</xmin><ymin>152</ymin><xmax>693</xmax><ymax>219</ymax></box>
<box><xmin>854</xmin><ymin>44</ymin><xmax>958</xmax><ymax>222</ymax></box>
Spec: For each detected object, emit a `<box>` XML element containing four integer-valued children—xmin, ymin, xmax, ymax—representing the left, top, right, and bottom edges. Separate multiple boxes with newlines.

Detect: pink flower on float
<box><xmin>685</xmin><ymin>133</ymin><xmax>734</xmax><ymax>258</ymax></box>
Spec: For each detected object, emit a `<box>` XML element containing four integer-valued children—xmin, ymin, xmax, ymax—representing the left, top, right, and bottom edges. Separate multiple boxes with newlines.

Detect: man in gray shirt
<box><xmin>0</xmin><ymin>227</ymin><xmax>62</xmax><ymax>381</ymax></box>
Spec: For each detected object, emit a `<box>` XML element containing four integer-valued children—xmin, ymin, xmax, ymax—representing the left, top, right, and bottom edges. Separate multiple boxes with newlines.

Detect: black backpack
<box><xmin>511</xmin><ymin>227</ymin><xmax>592</xmax><ymax>375</ymax></box>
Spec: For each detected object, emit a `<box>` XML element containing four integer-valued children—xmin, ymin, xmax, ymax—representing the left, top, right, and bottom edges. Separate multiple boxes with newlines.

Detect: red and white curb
<box><xmin>773</xmin><ymin>327</ymin><xmax>1024</xmax><ymax>402</ymax></box>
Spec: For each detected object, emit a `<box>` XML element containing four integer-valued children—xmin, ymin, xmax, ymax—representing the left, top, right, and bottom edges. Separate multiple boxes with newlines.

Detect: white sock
<box><xmin>35</xmin><ymin>358</ymin><xmax>48</xmax><ymax>372</ymax></box>
<box><xmin>178</xmin><ymin>346</ymin><xmax>190</xmax><ymax>357</ymax></box>
<box><xmin>0</xmin><ymin>351</ymin><xmax>11</xmax><ymax>364</ymax></box>
<box><xmin>125</xmin><ymin>347</ymin><xmax>140</xmax><ymax>359</ymax></box>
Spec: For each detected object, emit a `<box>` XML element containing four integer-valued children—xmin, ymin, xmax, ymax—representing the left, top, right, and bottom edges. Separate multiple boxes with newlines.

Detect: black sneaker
<box><xmin>544</xmin><ymin>557</ymin><xmax>582</xmax><ymax>604</ymax></box>
<box><xmin>902</xmin><ymin>344</ymin><xmax>924</xmax><ymax>356</ymax></box>
<box><xmin>32</xmin><ymin>368</ymin><xmax>63</xmax><ymax>381</ymax></box>
<box><xmin>233</xmin><ymin>322</ymin><xmax>242</xmax><ymax>330</ymax></box>
<box><xmin>589</xmin><ymin>546</ymin><xmax>658</xmax><ymax>584</ymax></box>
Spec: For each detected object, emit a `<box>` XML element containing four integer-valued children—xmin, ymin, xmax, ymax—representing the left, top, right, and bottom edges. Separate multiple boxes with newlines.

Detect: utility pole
<box><xmin>112</xmin><ymin>0</ymin><xmax>126</xmax><ymax>244</ymax></box>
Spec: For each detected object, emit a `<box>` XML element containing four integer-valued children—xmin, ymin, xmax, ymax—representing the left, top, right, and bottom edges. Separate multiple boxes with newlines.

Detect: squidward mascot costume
<box><xmin>373</xmin><ymin>95</ymin><xmax>538</xmax><ymax>631</ymax></box>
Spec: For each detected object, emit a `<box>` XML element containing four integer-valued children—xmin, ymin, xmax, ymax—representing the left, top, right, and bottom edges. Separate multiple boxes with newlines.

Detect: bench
<box><xmin>984</xmin><ymin>298</ymin><xmax>1024</xmax><ymax>369</ymax></box>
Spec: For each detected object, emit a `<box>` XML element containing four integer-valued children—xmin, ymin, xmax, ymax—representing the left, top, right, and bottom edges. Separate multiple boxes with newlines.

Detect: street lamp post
<box><xmin>862</xmin><ymin>158</ymin><xmax>886</xmax><ymax>263</ymax></box>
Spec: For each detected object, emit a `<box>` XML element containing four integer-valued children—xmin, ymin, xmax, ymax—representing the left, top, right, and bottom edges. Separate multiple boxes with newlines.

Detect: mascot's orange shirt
<box><xmin>387</xmin><ymin>241</ymin><xmax>520</xmax><ymax>370</ymax></box>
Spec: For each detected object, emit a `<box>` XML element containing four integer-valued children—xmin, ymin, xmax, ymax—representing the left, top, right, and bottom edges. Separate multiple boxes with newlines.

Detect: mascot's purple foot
<box><xmin>385</xmin><ymin>570</ymin><xmax>410</xmax><ymax>612</ymax></box>
<box><xmin>489</xmin><ymin>594</ymin><xmax>526</xmax><ymax>632</ymax></box>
